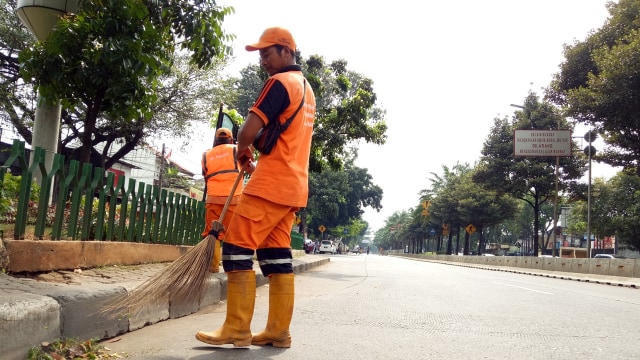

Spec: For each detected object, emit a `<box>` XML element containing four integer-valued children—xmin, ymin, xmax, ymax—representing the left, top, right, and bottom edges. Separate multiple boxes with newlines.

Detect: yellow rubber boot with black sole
<box><xmin>251</xmin><ymin>273</ymin><xmax>294</xmax><ymax>348</ymax></box>
<box><xmin>196</xmin><ymin>270</ymin><xmax>255</xmax><ymax>347</ymax></box>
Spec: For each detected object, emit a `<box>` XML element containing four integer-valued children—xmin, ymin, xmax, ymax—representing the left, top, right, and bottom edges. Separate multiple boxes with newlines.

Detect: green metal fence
<box><xmin>0</xmin><ymin>140</ymin><xmax>204</xmax><ymax>245</ymax></box>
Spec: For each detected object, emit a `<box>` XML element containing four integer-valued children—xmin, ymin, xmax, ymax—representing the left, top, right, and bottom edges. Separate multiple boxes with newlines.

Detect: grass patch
<box><xmin>27</xmin><ymin>337</ymin><xmax>123</xmax><ymax>359</ymax></box>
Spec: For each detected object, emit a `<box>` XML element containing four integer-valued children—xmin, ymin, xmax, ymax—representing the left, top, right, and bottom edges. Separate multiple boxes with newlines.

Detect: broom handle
<box><xmin>218</xmin><ymin>169</ymin><xmax>245</xmax><ymax>224</ymax></box>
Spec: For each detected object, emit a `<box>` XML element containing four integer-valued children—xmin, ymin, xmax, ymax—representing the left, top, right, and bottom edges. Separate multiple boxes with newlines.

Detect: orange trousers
<box><xmin>223</xmin><ymin>194</ymin><xmax>298</xmax><ymax>250</ymax></box>
<box><xmin>202</xmin><ymin>202</ymin><xmax>237</xmax><ymax>239</ymax></box>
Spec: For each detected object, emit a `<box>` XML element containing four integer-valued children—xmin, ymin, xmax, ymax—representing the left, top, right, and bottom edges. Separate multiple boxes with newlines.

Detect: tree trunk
<box><xmin>464</xmin><ymin>231</ymin><xmax>470</xmax><ymax>255</ymax></box>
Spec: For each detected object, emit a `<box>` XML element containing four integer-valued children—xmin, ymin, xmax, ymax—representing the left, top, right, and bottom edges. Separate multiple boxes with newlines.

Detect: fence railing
<box><xmin>0</xmin><ymin>140</ymin><xmax>204</xmax><ymax>245</ymax></box>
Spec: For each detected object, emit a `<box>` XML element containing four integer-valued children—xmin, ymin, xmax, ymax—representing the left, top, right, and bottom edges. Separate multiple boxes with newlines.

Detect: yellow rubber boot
<box><xmin>196</xmin><ymin>271</ymin><xmax>256</xmax><ymax>347</ymax></box>
<box><xmin>209</xmin><ymin>240</ymin><xmax>221</xmax><ymax>273</ymax></box>
<box><xmin>251</xmin><ymin>273</ymin><xmax>294</xmax><ymax>348</ymax></box>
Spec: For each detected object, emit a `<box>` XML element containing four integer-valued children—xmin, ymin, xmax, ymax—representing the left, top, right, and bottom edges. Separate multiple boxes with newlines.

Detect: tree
<box><xmin>422</xmin><ymin>163</ymin><xmax>472</xmax><ymax>254</ymax></box>
<box><xmin>306</xmin><ymin>155</ymin><xmax>382</xmax><ymax>238</ymax></box>
<box><xmin>473</xmin><ymin>93</ymin><xmax>586</xmax><ymax>256</ymax></box>
<box><xmin>454</xmin><ymin>170</ymin><xmax>518</xmax><ymax>255</ymax></box>
<box><xmin>547</xmin><ymin>0</ymin><xmax>640</xmax><ymax>173</ymax></box>
<box><xmin>570</xmin><ymin>171</ymin><xmax>640</xmax><ymax>251</ymax></box>
<box><xmin>0</xmin><ymin>0</ymin><xmax>36</xmax><ymax>139</ymax></box>
<box><xmin>228</xmin><ymin>55</ymin><xmax>388</xmax><ymax>173</ymax></box>
<box><xmin>18</xmin><ymin>0</ymin><xmax>234</xmax><ymax>165</ymax></box>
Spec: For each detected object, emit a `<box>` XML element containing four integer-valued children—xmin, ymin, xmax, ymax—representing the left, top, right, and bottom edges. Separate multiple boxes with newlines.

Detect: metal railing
<box><xmin>0</xmin><ymin>140</ymin><xmax>204</xmax><ymax>245</ymax></box>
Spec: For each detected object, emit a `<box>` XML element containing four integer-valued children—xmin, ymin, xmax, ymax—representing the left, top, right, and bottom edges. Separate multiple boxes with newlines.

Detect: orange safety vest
<box><xmin>201</xmin><ymin>144</ymin><xmax>241</xmax><ymax>198</ymax></box>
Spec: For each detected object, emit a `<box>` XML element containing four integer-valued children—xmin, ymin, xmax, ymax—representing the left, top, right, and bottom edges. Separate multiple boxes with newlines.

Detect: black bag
<box><xmin>253</xmin><ymin>80</ymin><xmax>306</xmax><ymax>154</ymax></box>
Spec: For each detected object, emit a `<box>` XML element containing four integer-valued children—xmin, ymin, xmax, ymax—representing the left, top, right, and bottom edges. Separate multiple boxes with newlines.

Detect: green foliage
<box><xmin>19</xmin><ymin>0</ymin><xmax>169</xmax><ymax>114</ymax></box>
<box><xmin>569</xmin><ymin>171</ymin><xmax>640</xmax><ymax>250</ymax></box>
<box><xmin>0</xmin><ymin>172</ymin><xmax>39</xmax><ymax>223</ymax></box>
<box><xmin>548</xmin><ymin>0</ymin><xmax>640</xmax><ymax>173</ymax></box>
<box><xmin>27</xmin><ymin>337</ymin><xmax>115</xmax><ymax>359</ymax></box>
<box><xmin>228</xmin><ymin>54</ymin><xmax>388</xmax><ymax>173</ymax></box>
<box><xmin>163</xmin><ymin>166</ymin><xmax>191</xmax><ymax>192</ymax></box>
<box><xmin>307</xmin><ymin>56</ymin><xmax>387</xmax><ymax>172</ymax></box>
<box><xmin>307</xmin><ymin>155</ymin><xmax>382</xmax><ymax>238</ymax></box>
<box><xmin>0</xmin><ymin>172</ymin><xmax>18</xmax><ymax>217</ymax></box>
<box><xmin>16</xmin><ymin>0</ymin><xmax>235</xmax><ymax>166</ymax></box>
<box><xmin>473</xmin><ymin>92</ymin><xmax>586</xmax><ymax>254</ymax></box>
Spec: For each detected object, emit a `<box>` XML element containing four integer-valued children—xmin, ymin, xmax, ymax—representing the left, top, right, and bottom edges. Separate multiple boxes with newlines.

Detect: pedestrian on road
<box><xmin>196</xmin><ymin>26</ymin><xmax>316</xmax><ymax>349</ymax></box>
<box><xmin>200</xmin><ymin>127</ymin><xmax>242</xmax><ymax>273</ymax></box>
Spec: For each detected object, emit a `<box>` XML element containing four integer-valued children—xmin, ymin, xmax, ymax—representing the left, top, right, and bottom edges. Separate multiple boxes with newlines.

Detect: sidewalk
<box><xmin>0</xmin><ymin>253</ymin><xmax>330</xmax><ymax>360</ymax></box>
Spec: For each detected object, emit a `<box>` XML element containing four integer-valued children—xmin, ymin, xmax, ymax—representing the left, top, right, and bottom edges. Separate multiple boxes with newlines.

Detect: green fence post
<box><xmin>150</xmin><ymin>186</ymin><xmax>161</xmax><ymax>242</ymax></box>
<box><xmin>175</xmin><ymin>195</ymin><xmax>187</xmax><ymax>245</ymax></box>
<box><xmin>166</xmin><ymin>192</ymin><xmax>177</xmax><ymax>244</ymax></box>
<box><xmin>15</xmin><ymin>147</ymin><xmax>43</xmax><ymax>239</ymax></box>
<box><xmin>2</xmin><ymin>141</ymin><xmax>28</xmax><ymax>239</ymax></box>
<box><xmin>158</xmin><ymin>189</ymin><xmax>169</xmax><ymax>244</ymax></box>
<box><xmin>34</xmin><ymin>153</ymin><xmax>63</xmax><ymax>239</ymax></box>
<box><xmin>52</xmin><ymin>160</ymin><xmax>79</xmax><ymax>239</ymax></box>
<box><xmin>80</xmin><ymin>166</ymin><xmax>102</xmax><ymax>240</ymax></box>
<box><xmin>95</xmin><ymin>171</ymin><xmax>114</xmax><ymax>241</ymax></box>
<box><xmin>186</xmin><ymin>198</ymin><xmax>199</xmax><ymax>245</ymax></box>
<box><xmin>195</xmin><ymin>201</ymin><xmax>205</xmax><ymax>243</ymax></box>
<box><xmin>105</xmin><ymin>172</ymin><xmax>120</xmax><ymax>241</ymax></box>
<box><xmin>126</xmin><ymin>182</ymin><xmax>142</xmax><ymax>242</ymax></box>
<box><xmin>68</xmin><ymin>163</ymin><xmax>91</xmax><ymax>239</ymax></box>
<box><xmin>117</xmin><ymin>178</ymin><xmax>134</xmax><ymax>241</ymax></box>
<box><xmin>142</xmin><ymin>184</ymin><xmax>153</xmax><ymax>243</ymax></box>
<box><xmin>3</xmin><ymin>140</ymin><xmax>28</xmax><ymax>174</ymax></box>
<box><xmin>132</xmin><ymin>182</ymin><xmax>145</xmax><ymax>242</ymax></box>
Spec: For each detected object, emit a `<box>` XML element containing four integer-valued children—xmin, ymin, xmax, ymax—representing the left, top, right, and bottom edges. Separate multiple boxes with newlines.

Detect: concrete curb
<box><xmin>1</xmin><ymin>255</ymin><xmax>330</xmax><ymax>360</ymax></box>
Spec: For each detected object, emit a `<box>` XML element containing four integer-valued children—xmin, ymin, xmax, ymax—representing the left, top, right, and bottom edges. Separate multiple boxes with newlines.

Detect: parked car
<box><xmin>594</xmin><ymin>254</ymin><xmax>623</xmax><ymax>259</ymax></box>
<box><xmin>318</xmin><ymin>240</ymin><xmax>336</xmax><ymax>254</ymax></box>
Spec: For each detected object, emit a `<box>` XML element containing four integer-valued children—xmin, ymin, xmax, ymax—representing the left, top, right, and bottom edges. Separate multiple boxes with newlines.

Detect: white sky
<box><xmin>167</xmin><ymin>0</ymin><xmax>617</xmax><ymax>232</ymax></box>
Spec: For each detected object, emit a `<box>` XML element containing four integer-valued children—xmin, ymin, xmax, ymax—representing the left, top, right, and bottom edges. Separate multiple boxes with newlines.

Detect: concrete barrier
<box><xmin>396</xmin><ymin>253</ymin><xmax>639</xmax><ymax>279</ymax></box>
<box><xmin>589</xmin><ymin>258</ymin><xmax>611</xmax><ymax>276</ymax></box>
<box><xmin>541</xmin><ymin>257</ymin><xmax>557</xmax><ymax>271</ymax></box>
<box><xmin>570</xmin><ymin>258</ymin><xmax>590</xmax><ymax>274</ymax></box>
<box><xmin>609</xmin><ymin>259</ymin><xmax>636</xmax><ymax>278</ymax></box>
<box><xmin>530</xmin><ymin>257</ymin><xmax>544</xmax><ymax>270</ymax></box>
<box><xmin>558</xmin><ymin>258</ymin><xmax>572</xmax><ymax>272</ymax></box>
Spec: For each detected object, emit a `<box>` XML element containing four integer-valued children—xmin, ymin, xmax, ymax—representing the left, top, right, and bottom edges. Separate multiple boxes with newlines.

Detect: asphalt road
<box><xmin>100</xmin><ymin>254</ymin><xmax>640</xmax><ymax>360</ymax></box>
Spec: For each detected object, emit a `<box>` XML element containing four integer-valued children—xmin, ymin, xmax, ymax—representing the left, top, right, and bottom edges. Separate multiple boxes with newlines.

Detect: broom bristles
<box><xmin>101</xmin><ymin>170</ymin><xmax>245</xmax><ymax>320</ymax></box>
<box><xmin>101</xmin><ymin>235</ymin><xmax>216</xmax><ymax>319</ymax></box>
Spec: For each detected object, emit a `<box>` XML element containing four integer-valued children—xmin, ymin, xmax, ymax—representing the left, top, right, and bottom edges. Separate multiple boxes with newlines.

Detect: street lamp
<box><xmin>584</xmin><ymin>131</ymin><xmax>597</xmax><ymax>258</ymax></box>
<box><xmin>15</xmin><ymin>0</ymin><xmax>78</xmax><ymax>197</ymax></box>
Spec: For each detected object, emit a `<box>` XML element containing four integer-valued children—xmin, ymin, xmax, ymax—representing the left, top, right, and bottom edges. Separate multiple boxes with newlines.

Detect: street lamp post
<box><xmin>584</xmin><ymin>131</ymin><xmax>597</xmax><ymax>258</ymax></box>
<box><xmin>15</xmin><ymin>0</ymin><xmax>78</xmax><ymax>199</ymax></box>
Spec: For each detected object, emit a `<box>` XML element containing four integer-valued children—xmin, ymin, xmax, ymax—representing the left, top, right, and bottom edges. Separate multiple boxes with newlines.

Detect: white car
<box><xmin>318</xmin><ymin>240</ymin><xmax>336</xmax><ymax>254</ymax></box>
<box><xmin>593</xmin><ymin>254</ymin><xmax>621</xmax><ymax>259</ymax></box>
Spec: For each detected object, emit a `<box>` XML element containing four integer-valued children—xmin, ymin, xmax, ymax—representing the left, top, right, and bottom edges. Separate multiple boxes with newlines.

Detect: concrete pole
<box><xmin>15</xmin><ymin>0</ymin><xmax>76</xmax><ymax>201</ymax></box>
<box><xmin>31</xmin><ymin>100</ymin><xmax>61</xmax><ymax>186</ymax></box>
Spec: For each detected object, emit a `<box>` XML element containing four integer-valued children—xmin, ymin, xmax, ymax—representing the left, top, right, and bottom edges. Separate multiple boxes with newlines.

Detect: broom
<box><xmin>101</xmin><ymin>169</ymin><xmax>245</xmax><ymax>319</ymax></box>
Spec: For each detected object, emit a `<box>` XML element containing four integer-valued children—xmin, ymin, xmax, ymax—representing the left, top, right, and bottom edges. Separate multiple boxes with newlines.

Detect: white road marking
<box><xmin>493</xmin><ymin>281</ymin><xmax>553</xmax><ymax>294</ymax></box>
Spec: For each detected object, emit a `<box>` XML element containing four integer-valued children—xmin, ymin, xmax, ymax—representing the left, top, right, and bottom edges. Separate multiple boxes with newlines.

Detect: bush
<box><xmin>0</xmin><ymin>172</ymin><xmax>40</xmax><ymax>224</ymax></box>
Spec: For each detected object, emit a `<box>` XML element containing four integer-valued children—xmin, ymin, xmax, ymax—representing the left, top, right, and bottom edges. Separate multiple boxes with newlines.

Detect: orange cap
<box><xmin>215</xmin><ymin>128</ymin><xmax>233</xmax><ymax>139</ymax></box>
<box><xmin>245</xmin><ymin>27</ymin><xmax>296</xmax><ymax>52</ymax></box>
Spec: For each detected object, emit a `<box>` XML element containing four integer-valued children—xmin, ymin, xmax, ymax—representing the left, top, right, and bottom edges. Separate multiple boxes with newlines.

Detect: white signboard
<box><xmin>513</xmin><ymin>130</ymin><xmax>572</xmax><ymax>157</ymax></box>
